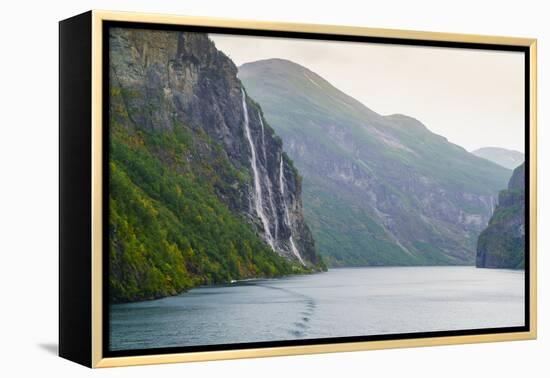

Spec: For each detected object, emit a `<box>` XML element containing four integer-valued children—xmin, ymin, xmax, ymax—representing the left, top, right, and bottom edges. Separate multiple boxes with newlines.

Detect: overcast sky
<box><xmin>210</xmin><ymin>34</ymin><xmax>525</xmax><ymax>153</ymax></box>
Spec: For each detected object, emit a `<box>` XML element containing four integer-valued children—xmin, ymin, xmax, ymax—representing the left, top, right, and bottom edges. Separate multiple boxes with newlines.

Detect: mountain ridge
<box><xmin>240</xmin><ymin>58</ymin><xmax>512</xmax><ymax>266</ymax></box>
<box><xmin>472</xmin><ymin>146</ymin><xmax>524</xmax><ymax>170</ymax></box>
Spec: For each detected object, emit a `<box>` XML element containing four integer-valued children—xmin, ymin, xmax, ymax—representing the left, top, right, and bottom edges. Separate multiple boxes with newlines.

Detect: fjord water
<box><xmin>109</xmin><ymin>267</ymin><xmax>524</xmax><ymax>351</ymax></box>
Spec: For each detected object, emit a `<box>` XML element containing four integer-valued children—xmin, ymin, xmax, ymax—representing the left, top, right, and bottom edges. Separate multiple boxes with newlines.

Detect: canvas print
<box><xmin>107</xmin><ymin>25</ymin><xmax>527</xmax><ymax>353</ymax></box>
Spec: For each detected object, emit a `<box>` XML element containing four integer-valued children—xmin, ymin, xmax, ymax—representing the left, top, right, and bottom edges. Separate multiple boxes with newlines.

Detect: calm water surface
<box><xmin>110</xmin><ymin>267</ymin><xmax>525</xmax><ymax>351</ymax></box>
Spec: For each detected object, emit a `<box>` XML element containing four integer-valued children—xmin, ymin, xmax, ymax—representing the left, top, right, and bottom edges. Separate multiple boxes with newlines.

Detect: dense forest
<box><xmin>109</xmin><ymin>102</ymin><xmax>314</xmax><ymax>302</ymax></box>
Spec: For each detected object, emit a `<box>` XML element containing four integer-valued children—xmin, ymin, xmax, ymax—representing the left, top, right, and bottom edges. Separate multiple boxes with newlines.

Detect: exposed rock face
<box><xmin>476</xmin><ymin>163</ymin><xmax>526</xmax><ymax>269</ymax></box>
<box><xmin>110</xmin><ymin>29</ymin><xmax>319</xmax><ymax>267</ymax></box>
<box><xmin>240</xmin><ymin>59</ymin><xmax>512</xmax><ymax>266</ymax></box>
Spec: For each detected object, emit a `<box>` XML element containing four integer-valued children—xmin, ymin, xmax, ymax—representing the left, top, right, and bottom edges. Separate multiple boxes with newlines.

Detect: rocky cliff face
<box><xmin>476</xmin><ymin>163</ymin><xmax>525</xmax><ymax>269</ymax></box>
<box><xmin>110</xmin><ymin>28</ymin><xmax>318</xmax><ymax>266</ymax></box>
<box><xmin>240</xmin><ymin>59</ymin><xmax>512</xmax><ymax>266</ymax></box>
<box><xmin>108</xmin><ymin>29</ymin><xmax>321</xmax><ymax>301</ymax></box>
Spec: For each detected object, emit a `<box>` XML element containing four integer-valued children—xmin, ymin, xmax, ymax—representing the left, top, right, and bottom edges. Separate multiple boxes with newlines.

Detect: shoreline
<box><xmin>110</xmin><ymin>264</ymin><xmax>524</xmax><ymax>306</ymax></box>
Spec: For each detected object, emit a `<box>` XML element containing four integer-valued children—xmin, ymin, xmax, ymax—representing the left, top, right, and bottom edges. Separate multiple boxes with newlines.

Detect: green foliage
<box><xmin>489</xmin><ymin>202</ymin><xmax>522</xmax><ymax>225</ymax></box>
<box><xmin>303</xmin><ymin>179</ymin><xmax>436</xmax><ymax>267</ymax></box>
<box><xmin>108</xmin><ymin>86</ymin><xmax>302</xmax><ymax>303</ymax></box>
<box><xmin>476</xmin><ymin>163</ymin><xmax>525</xmax><ymax>269</ymax></box>
<box><xmin>477</xmin><ymin>224</ymin><xmax>524</xmax><ymax>269</ymax></box>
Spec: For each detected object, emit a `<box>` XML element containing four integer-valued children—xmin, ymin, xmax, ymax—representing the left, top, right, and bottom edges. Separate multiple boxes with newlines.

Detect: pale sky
<box><xmin>210</xmin><ymin>34</ymin><xmax>525</xmax><ymax>153</ymax></box>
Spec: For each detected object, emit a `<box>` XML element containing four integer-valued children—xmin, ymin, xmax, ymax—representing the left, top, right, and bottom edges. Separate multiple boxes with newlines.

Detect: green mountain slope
<box><xmin>476</xmin><ymin>163</ymin><xmax>525</xmax><ymax>269</ymax></box>
<box><xmin>108</xmin><ymin>31</ymin><xmax>323</xmax><ymax>303</ymax></box>
<box><xmin>472</xmin><ymin>147</ymin><xmax>524</xmax><ymax>170</ymax></box>
<box><xmin>109</xmin><ymin>117</ymin><xmax>302</xmax><ymax>302</ymax></box>
<box><xmin>239</xmin><ymin>58</ymin><xmax>512</xmax><ymax>266</ymax></box>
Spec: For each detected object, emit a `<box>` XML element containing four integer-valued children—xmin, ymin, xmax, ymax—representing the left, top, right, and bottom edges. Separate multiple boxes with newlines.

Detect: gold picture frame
<box><xmin>59</xmin><ymin>10</ymin><xmax>537</xmax><ymax>368</ymax></box>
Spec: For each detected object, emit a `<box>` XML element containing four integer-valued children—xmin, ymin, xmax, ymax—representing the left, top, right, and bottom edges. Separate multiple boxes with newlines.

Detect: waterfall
<box><xmin>259</xmin><ymin>112</ymin><xmax>267</xmax><ymax>163</ymax></box>
<box><xmin>241</xmin><ymin>89</ymin><xmax>275</xmax><ymax>250</ymax></box>
<box><xmin>258</xmin><ymin>112</ymin><xmax>279</xmax><ymax>240</ymax></box>
<box><xmin>279</xmin><ymin>156</ymin><xmax>305</xmax><ymax>265</ymax></box>
<box><xmin>240</xmin><ymin>89</ymin><xmax>304</xmax><ymax>265</ymax></box>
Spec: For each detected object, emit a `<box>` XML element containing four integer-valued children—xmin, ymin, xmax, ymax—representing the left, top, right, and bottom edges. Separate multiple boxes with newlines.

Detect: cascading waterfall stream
<box><xmin>241</xmin><ymin>89</ymin><xmax>275</xmax><ymax>250</ymax></box>
<box><xmin>279</xmin><ymin>156</ymin><xmax>305</xmax><ymax>265</ymax></box>
<box><xmin>259</xmin><ymin>112</ymin><xmax>267</xmax><ymax>163</ymax></box>
<box><xmin>258</xmin><ymin>112</ymin><xmax>279</xmax><ymax>240</ymax></box>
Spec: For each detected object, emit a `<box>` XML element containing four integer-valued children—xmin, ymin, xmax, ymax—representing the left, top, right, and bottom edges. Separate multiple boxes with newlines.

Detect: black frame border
<box><xmin>101</xmin><ymin>20</ymin><xmax>531</xmax><ymax>359</ymax></box>
<box><xmin>59</xmin><ymin>11</ymin><xmax>93</xmax><ymax>367</ymax></box>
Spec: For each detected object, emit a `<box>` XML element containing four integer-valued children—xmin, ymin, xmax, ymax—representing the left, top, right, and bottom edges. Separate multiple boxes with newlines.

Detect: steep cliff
<box><xmin>240</xmin><ymin>59</ymin><xmax>512</xmax><ymax>266</ymax></box>
<box><xmin>476</xmin><ymin>163</ymin><xmax>525</xmax><ymax>269</ymax></box>
<box><xmin>108</xmin><ymin>29</ymin><xmax>321</xmax><ymax>302</ymax></box>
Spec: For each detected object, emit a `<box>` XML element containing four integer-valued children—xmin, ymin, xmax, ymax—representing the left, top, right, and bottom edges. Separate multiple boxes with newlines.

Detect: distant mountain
<box><xmin>476</xmin><ymin>163</ymin><xmax>525</xmax><ymax>269</ymax></box>
<box><xmin>240</xmin><ymin>58</ymin><xmax>512</xmax><ymax>267</ymax></box>
<box><xmin>472</xmin><ymin>147</ymin><xmax>524</xmax><ymax>170</ymax></box>
<box><xmin>108</xmin><ymin>31</ymin><xmax>323</xmax><ymax>302</ymax></box>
